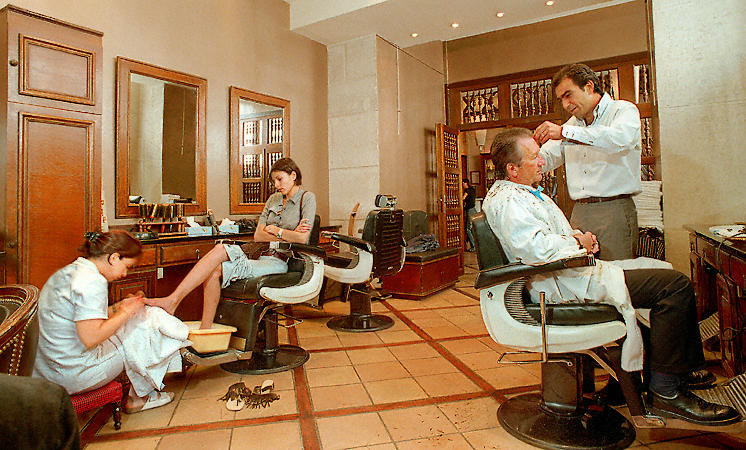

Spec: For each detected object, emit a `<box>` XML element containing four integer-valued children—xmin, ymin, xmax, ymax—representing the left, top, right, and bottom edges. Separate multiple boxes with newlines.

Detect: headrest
<box><xmin>362</xmin><ymin>209</ymin><xmax>404</xmax><ymax>277</ymax></box>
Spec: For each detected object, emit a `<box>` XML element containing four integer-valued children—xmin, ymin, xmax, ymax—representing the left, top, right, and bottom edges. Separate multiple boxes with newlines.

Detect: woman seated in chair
<box><xmin>33</xmin><ymin>230</ymin><xmax>188</xmax><ymax>414</ymax></box>
<box><xmin>147</xmin><ymin>157</ymin><xmax>316</xmax><ymax>330</ymax></box>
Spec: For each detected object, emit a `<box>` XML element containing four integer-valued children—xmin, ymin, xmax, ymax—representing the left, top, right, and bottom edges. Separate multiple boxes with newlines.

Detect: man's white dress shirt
<box><xmin>540</xmin><ymin>93</ymin><xmax>642</xmax><ymax>199</ymax></box>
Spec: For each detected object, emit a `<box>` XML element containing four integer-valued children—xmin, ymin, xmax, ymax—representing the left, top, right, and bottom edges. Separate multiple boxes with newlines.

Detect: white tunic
<box><xmin>482</xmin><ymin>180</ymin><xmax>644</xmax><ymax>371</ymax></box>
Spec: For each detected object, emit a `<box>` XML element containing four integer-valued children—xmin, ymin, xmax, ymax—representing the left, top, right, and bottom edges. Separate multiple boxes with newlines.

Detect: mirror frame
<box><xmin>229</xmin><ymin>86</ymin><xmax>290</xmax><ymax>214</ymax></box>
<box><xmin>115</xmin><ymin>56</ymin><xmax>207</xmax><ymax>218</ymax></box>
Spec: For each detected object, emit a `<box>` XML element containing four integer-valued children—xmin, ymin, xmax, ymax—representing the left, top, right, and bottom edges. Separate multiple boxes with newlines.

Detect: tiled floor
<box><xmin>79</xmin><ymin>253</ymin><xmax>746</xmax><ymax>449</ymax></box>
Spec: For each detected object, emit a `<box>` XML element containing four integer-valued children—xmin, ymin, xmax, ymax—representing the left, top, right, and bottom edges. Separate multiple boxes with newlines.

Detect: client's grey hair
<box><xmin>490</xmin><ymin>128</ymin><xmax>533</xmax><ymax>180</ymax></box>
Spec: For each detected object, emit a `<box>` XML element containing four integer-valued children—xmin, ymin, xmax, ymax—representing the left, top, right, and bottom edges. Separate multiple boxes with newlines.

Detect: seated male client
<box><xmin>480</xmin><ymin>127</ymin><xmax>740</xmax><ymax>426</ymax></box>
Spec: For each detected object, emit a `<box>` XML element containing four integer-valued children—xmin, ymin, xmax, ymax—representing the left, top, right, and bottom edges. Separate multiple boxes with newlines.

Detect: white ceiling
<box><xmin>286</xmin><ymin>0</ymin><xmax>636</xmax><ymax>47</ymax></box>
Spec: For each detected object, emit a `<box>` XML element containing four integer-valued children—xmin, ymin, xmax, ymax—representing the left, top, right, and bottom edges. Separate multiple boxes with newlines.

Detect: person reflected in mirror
<box><xmin>146</xmin><ymin>158</ymin><xmax>316</xmax><ymax>330</ymax></box>
<box><xmin>462</xmin><ymin>178</ymin><xmax>477</xmax><ymax>251</ymax></box>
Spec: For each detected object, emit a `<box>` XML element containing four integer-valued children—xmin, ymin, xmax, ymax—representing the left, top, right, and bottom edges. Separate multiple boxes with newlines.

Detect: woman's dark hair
<box><xmin>78</xmin><ymin>230</ymin><xmax>142</xmax><ymax>259</ymax></box>
<box><xmin>270</xmin><ymin>157</ymin><xmax>302</xmax><ymax>185</ymax></box>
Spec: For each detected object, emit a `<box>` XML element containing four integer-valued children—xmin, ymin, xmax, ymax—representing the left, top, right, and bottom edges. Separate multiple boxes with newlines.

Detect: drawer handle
<box><xmin>9</xmin><ymin>59</ymin><xmax>18</xmax><ymax>67</ymax></box>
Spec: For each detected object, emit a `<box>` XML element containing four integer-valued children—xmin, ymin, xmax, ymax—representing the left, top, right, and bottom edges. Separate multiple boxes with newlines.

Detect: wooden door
<box><xmin>4</xmin><ymin>103</ymin><xmax>101</xmax><ymax>288</ymax></box>
<box><xmin>435</xmin><ymin>123</ymin><xmax>464</xmax><ymax>265</ymax></box>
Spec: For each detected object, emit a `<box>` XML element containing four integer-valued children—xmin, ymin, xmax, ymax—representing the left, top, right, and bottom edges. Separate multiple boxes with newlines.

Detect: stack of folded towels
<box><xmin>633</xmin><ymin>180</ymin><xmax>664</xmax><ymax>231</ymax></box>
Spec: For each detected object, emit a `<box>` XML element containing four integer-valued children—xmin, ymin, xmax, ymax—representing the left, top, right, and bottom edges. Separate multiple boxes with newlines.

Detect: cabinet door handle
<box><xmin>8</xmin><ymin>59</ymin><xmax>18</xmax><ymax>67</ymax></box>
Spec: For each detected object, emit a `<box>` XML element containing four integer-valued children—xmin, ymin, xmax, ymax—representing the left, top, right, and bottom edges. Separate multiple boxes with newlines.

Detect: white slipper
<box><xmin>225</xmin><ymin>398</ymin><xmax>245</xmax><ymax>411</ymax></box>
<box><xmin>125</xmin><ymin>391</ymin><xmax>174</xmax><ymax>414</ymax></box>
<box><xmin>260</xmin><ymin>379</ymin><xmax>274</xmax><ymax>393</ymax></box>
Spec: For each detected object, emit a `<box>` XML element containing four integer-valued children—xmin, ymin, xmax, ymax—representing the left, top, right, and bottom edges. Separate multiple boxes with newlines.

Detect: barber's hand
<box><xmin>533</xmin><ymin>121</ymin><xmax>563</xmax><ymax>145</ymax></box>
<box><xmin>294</xmin><ymin>219</ymin><xmax>311</xmax><ymax>233</ymax></box>
<box><xmin>574</xmin><ymin>232</ymin><xmax>597</xmax><ymax>254</ymax></box>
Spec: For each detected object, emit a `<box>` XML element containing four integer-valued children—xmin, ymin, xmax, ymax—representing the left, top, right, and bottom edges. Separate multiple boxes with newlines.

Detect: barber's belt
<box><xmin>260</xmin><ymin>249</ymin><xmax>290</xmax><ymax>262</ymax></box>
<box><xmin>575</xmin><ymin>193</ymin><xmax>632</xmax><ymax>204</ymax></box>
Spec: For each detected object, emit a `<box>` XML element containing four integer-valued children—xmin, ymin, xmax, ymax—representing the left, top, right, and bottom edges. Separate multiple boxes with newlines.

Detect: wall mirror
<box><xmin>115</xmin><ymin>57</ymin><xmax>207</xmax><ymax>218</ymax></box>
<box><xmin>229</xmin><ymin>86</ymin><xmax>289</xmax><ymax>214</ymax></box>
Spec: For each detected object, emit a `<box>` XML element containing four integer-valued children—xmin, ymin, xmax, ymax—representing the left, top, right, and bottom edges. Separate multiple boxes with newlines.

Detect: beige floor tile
<box><xmin>99</xmin><ymin>399</ymin><xmax>178</xmax><ymax>433</ymax></box>
<box><xmin>316</xmin><ymin>412</ymin><xmax>391</xmax><ymax>450</ymax></box>
<box><xmin>241</xmin><ymin>370</ymin><xmax>294</xmax><ymax>392</ymax></box>
<box><xmin>401</xmin><ymin>309</ymin><xmax>442</xmax><ymax>320</ymax></box>
<box><xmin>420</xmin><ymin>325</ymin><xmax>465</xmax><ymax>339</ymax></box>
<box><xmin>310</xmin><ymin>383</ymin><xmax>372</xmax><ymax>411</ymax></box>
<box><xmin>379</xmin><ymin>405</ymin><xmax>457</xmax><ymax>441</ymax></box>
<box><xmin>371</xmin><ymin>302</ymin><xmax>389</xmax><ymax>313</ymax></box>
<box><xmin>389</xmin><ymin>343</ymin><xmax>439</xmax><ymax>361</ymax></box>
<box><xmin>85</xmin><ymin>437</ymin><xmax>161</xmax><ymax>450</ymax></box>
<box><xmin>439</xmin><ymin>338</ymin><xmax>491</xmax><ymax>355</ymax></box>
<box><xmin>476</xmin><ymin>365</ymin><xmax>539</xmax><ymax>389</ymax></box>
<box><xmin>349</xmin><ymin>444</ymin><xmax>397</xmax><ymax>450</ymax></box>
<box><xmin>346</xmin><ymin>347</ymin><xmax>397</xmax><ymax>365</ymax></box>
<box><xmin>355</xmin><ymin>360</ymin><xmax>410</xmax><ymax>382</ymax></box>
<box><xmin>337</xmin><ymin>332</ymin><xmax>384</xmax><ymax>347</ymax></box>
<box><xmin>380</xmin><ymin>316</ymin><xmax>412</xmax><ymax>331</ymax></box>
<box><xmin>400</xmin><ymin>356</ymin><xmax>459</xmax><ymax>377</ymax></box>
<box><xmin>322</xmin><ymin>300</ymin><xmax>353</xmax><ymax>315</ymax></box>
<box><xmin>437</xmin><ymin>397</ymin><xmax>500</xmax><ymax>432</ymax></box>
<box><xmin>169</xmin><ymin>396</ymin><xmax>235</xmax><ymax>426</ymax></box>
<box><xmin>395</xmin><ymin>433</ymin><xmax>473</xmax><ymax>450</ymax></box>
<box><xmin>646</xmin><ymin>434</ymin><xmax>727</xmax><ymax>448</ymax></box>
<box><xmin>300</xmin><ymin>334</ymin><xmax>344</xmax><ymax>350</ymax></box>
<box><xmin>708</xmin><ymin>432</ymin><xmax>746</xmax><ymax>449</ymax></box>
<box><xmin>182</xmin><ymin>366</ymin><xmax>242</xmax><ymax>400</ymax></box>
<box><xmin>364</xmin><ymin>378</ymin><xmax>427</xmax><ymax>404</ymax></box>
<box><xmin>463</xmin><ymin>426</ymin><xmax>538</xmax><ymax>449</ymax></box>
<box><xmin>633</xmin><ymin>427</ymin><xmax>707</xmax><ymax>445</ymax></box>
<box><xmin>295</xmin><ymin>323</ymin><xmax>337</xmax><ymax>338</ymax></box>
<box><xmin>411</xmin><ymin>317</ymin><xmax>454</xmax><ymax>328</ymax></box>
<box><xmin>234</xmin><ymin>388</ymin><xmax>297</xmax><ymax>419</ymax></box>
<box><xmin>414</xmin><ymin>372</ymin><xmax>480</xmax><ymax>397</ymax></box>
<box><xmin>230</xmin><ymin>421</ymin><xmax>302</xmax><ymax>450</ymax></box>
<box><xmin>457</xmin><ymin>350</ymin><xmax>502</xmax><ymax>371</ymax></box>
<box><xmin>478</xmin><ymin>336</ymin><xmax>510</xmax><ymax>353</ymax></box>
<box><xmin>158</xmin><ymin>429</ymin><xmax>231</xmax><ymax>450</ymax></box>
<box><xmin>388</xmin><ymin>298</ymin><xmax>437</xmax><ymax>311</ymax></box>
<box><xmin>304</xmin><ymin>350</ymin><xmax>352</xmax><ymax>369</ymax></box>
<box><xmin>306</xmin><ymin>365</ymin><xmax>361</xmax><ymax>387</ymax></box>
<box><xmin>376</xmin><ymin>329</ymin><xmax>421</xmax><ymax>343</ymax></box>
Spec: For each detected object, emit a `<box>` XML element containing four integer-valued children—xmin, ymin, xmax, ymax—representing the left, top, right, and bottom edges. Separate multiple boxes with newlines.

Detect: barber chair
<box><xmin>323</xmin><ymin>208</ymin><xmax>405</xmax><ymax>332</ymax></box>
<box><xmin>0</xmin><ymin>284</ymin><xmax>39</xmax><ymax>376</ymax></box>
<box><xmin>471</xmin><ymin>212</ymin><xmax>746</xmax><ymax>449</ymax></box>
<box><xmin>182</xmin><ymin>216</ymin><xmax>325</xmax><ymax>375</ymax></box>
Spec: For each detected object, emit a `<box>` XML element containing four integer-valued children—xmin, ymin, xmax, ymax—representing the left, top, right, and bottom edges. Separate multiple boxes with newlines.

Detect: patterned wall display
<box><xmin>443</xmin><ymin>131</ymin><xmax>459</xmax><ymax>169</ymax></box>
<box><xmin>242</xmin><ymin>181</ymin><xmax>262</xmax><ymax>203</ymax></box>
<box><xmin>445</xmin><ymin>173</ymin><xmax>460</xmax><ymax>209</ymax></box>
<box><xmin>641</xmin><ymin>117</ymin><xmax>655</xmax><ymax>181</ymax></box>
<box><xmin>268</xmin><ymin>117</ymin><xmax>283</xmax><ymax>144</ymax></box>
<box><xmin>445</xmin><ymin>214</ymin><xmax>461</xmax><ymax>247</ymax></box>
<box><xmin>511</xmin><ymin>78</ymin><xmax>552</xmax><ymax>118</ymax></box>
<box><xmin>594</xmin><ymin>69</ymin><xmax>619</xmax><ymax>99</ymax></box>
<box><xmin>634</xmin><ymin>64</ymin><xmax>651</xmax><ymax>103</ymax></box>
<box><xmin>461</xmin><ymin>87</ymin><xmax>499</xmax><ymax>124</ymax></box>
<box><xmin>243</xmin><ymin>120</ymin><xmax>259</xmax><ymax>146</ymax></box>
<box><xmin>242</xmin><ymin>153</ymin><xmax>262</xmax><ymax>178</ymax></box>
<box><xmin>265</xmin><ymin>151</ymin><xmax>283</xmax><ymax>196</ymax></box>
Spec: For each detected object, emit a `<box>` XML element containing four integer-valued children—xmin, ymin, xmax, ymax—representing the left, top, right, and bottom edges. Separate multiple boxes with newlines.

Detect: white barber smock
<box><xmin>540</xmin><ymin>93</ymin><xmax>642</xmax><ymax>199</ymax></box>
<box><xmin>482</xmin><ymin>180</ymin><xmax>643</xmax><ymax>371</ymax></box>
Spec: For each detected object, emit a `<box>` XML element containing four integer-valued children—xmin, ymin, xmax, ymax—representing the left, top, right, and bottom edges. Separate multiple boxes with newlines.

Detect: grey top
<box><xmin>259</xmin><ymin>188</ymin><xmax>316</xmax><ymax>242</ymax></box>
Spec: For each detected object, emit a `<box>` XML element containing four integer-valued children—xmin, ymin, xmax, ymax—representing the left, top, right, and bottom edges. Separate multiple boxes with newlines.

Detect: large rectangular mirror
<box><xmin>115</xmin><ymin>57</ymin><xmax>207</xmax><ymax>218</ymax></box>
<box><xmin>229</xmin><ymin>86</ymin><xmax>289</xmax><ymax>214</ymax></box>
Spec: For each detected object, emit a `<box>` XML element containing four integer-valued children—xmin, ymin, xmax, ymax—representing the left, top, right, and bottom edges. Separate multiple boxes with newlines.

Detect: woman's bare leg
<box><xmin>199</xmin><ymin>263</ymin><xmax>223</xmax><ymax>329</ymax></box>
<box><xmin>146</xmin><ymin>244</ymin><xmax>229</xmax><ymax>314</ymax></box>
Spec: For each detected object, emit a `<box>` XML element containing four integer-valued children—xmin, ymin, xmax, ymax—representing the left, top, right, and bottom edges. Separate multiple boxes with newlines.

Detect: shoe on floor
<box><xmin>648</xmin><ymin>388</ymin><xmax>741</xmax><ymax>425</ymax></box>
<box><xmin>680</xmin><ymin>369</ymin><xmax>716</xmax><ymax>390</ymax></box>
<box><xmin>125</xmin><ymin>391</ymin><xmax>174</xmax><ymax>414</ymax></box>
<box><xmin>594</xmin><ymin>379</ymin><xmax>628</xmax><ymax>407</ymax></box>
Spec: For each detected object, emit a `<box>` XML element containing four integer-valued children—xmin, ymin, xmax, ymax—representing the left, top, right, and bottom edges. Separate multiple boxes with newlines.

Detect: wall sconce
<box><xmin>475</xmin><ymin>129</ymin><xmax>488</xmax><ymax>153</ymax></box>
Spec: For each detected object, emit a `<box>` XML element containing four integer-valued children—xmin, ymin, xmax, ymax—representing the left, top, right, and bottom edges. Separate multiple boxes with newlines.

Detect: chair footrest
<box><xmin>696</xmin><ymin>373</ymin><xmax>746</xmax><ymax>418</ymax></box>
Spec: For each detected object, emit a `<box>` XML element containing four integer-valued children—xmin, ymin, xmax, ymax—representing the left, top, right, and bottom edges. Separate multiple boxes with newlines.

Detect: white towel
<box><xmin>113</xmin><ymin>306</ymin><xmax>191</xmax><ymax>397</ymax></box>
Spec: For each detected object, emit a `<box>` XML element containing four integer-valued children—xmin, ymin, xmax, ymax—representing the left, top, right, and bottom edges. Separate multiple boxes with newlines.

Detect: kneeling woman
<box><xmin>148</xmin><ymin>157</ymin><xmax>316</xmax><ymax>329</ymax></box>
<box><xmin>33</xmin><ymin>230</ymin><xmax>189</xmax><ymax>413</ymax></box>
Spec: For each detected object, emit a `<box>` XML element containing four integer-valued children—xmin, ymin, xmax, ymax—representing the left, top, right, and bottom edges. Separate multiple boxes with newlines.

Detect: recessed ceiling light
<box><xmin>451</xmin><ymin>22</ymin><xmax>460</xmax><ymax>28</ymax></box>
<box><xmin>410</xmin><ymin>32</ymin><xmax>418</xmax><ymax>38</ymax></box>
<box><xmin>545</xmin><ymin>1</ymin><xmax>555</xmax><ymax>5</ymax></box>
<box><xmin>496</xmin><ymin>12</ymin><xmax>504</xmax><ymax>18</ymax></box>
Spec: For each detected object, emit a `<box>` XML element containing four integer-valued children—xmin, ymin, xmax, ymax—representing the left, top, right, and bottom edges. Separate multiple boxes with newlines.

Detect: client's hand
<box><xmin>574</xmin><ymin>232</ymin><xmax>598</xmax><ymax>254</ymax></box>
<box><xmin>294</xmin><ymin>218</ymin><xmax>311</xmax><ymax>233</ymax></box>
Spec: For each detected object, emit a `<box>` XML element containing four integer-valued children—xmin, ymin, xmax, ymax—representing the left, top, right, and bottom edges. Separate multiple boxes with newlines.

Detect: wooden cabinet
<box><xmin>0</xmin><ymin>6</ymin><xmax>102</xmax><ymax>287</ymax></box>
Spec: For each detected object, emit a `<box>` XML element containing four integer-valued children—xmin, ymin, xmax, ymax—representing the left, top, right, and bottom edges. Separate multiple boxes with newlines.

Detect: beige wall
<box><xmin>445</xmin><ymin>1</ymin><xmax>648</xmax><ymax>83</ymax></box>
<box><xmin>3</xmin><ymin>0</ymin><xmax>328</xmax><ymax>224</ymax></box>
<box><xmin>377</xmin><ymin>38</ymin><xmax>445</xmax><ymax>216</ymax></box>
<box><xmin>651</xmin><ymin>0</ymin><xmax>746</xmax><ymax>272</ymax></box>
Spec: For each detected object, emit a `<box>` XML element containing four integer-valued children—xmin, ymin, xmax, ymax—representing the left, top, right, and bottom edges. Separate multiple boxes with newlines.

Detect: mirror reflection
<box><xmin>128</xmin><ymin>73</ymin><xmax>198</xmax><ymax>204</ymax></box>
<box><xmin>238</xmin><ymin>99</ymin><xmax>284</xmax><ymax>204</ymax></box>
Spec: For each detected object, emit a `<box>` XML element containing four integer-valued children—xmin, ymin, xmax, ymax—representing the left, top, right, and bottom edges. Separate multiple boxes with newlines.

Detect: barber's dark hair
<box><xmin>78</xmin><ymin>230</ymin><xmax>142</xmax><ymax>259</ymax></box>
<box><xmin>490</xmin><ymin>128</ymin><xmax>533</xmax><ymax>180</ymax></box>
<box><xmin>270</xmin><ymin>157</ymin><xmax>302</xmax><ymax>186</ymax></box>
<box><xmin>462</xmin><ymin>179</ymin><xmax>469</xmax><ymax>185</ymax></box>
<box><xmin>552</xmin><ymin>63</ymin><xmax>603</xmax><ymax>95</ymax></box>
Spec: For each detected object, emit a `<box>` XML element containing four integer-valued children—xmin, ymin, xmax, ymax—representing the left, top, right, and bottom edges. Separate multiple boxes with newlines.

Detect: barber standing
<box><xmin>534</xmin><ymin>63</ymin><xmax>641</xmax><ymax>260</ymax></box>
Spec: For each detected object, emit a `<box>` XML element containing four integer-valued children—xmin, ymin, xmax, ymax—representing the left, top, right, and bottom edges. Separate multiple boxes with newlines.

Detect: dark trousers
<box><xmin>624</xmin><ymin>268</ymin><xmax>705</xmax><ymax>375</ymax></box>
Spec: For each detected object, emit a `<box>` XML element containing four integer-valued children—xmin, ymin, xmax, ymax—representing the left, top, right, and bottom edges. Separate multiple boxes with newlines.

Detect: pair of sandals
<box><xmin>124</xmin><ymin>391</ymin><xmax>175</xmax><ymax>414</ymax></box>
<box><xmin>220</xmin><ymin>379</ymin><xmax>279</xmax><ymax>411</ymax></box>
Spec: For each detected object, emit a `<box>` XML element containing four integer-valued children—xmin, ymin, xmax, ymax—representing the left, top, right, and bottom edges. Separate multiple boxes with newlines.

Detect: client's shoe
<box><xmin>648</xmin><ymin>388</ymin><xmax>741</xmax><ymax>425</ymax></box>
<box><xmin>594</xmin><ymin>379</ymin><xmax>628</xmax><ymax>407</ymax></box>
<box><xmin>680</xmin><ymin>369</ymin><xmax>716</xmax><ymax>390</ymax></box>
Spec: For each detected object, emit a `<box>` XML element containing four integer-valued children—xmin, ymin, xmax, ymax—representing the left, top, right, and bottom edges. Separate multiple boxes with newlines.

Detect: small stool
<box><xmin>70</xmin><ymin>380</ymin><xmax>124</xmax><ymax>430</ymax></box>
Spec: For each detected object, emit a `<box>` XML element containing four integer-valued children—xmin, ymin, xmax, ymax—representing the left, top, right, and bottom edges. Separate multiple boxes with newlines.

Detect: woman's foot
<box><xmin>144</xmin><ymin>296</ymin><xmax>178</xmax><ymax>315</ymax></box>
<box><xmin>124</xmin><ymin>391</ymin><xmax>174</xmax><ymax>414</ymax></box>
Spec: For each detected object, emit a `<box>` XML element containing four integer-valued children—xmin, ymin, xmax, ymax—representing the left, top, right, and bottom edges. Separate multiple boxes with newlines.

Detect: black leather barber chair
<box><xmin>183</xmin><ymin>216</ymin><xmax>325</xmax><ymax>375</ymax></box>
<box><xmin>323</xmin><ymin>208</ymin><xmax>405</xmax><ymax>332</ymax></box>
<box><xmin>0</xmin><ymin>284</ymin><xmax>39</xmax><ymax>376</ymax></box>
<box><xmin>471</xmin><ymin>212</ymin><xmax>746</xmax><ymax>449</ymax></box>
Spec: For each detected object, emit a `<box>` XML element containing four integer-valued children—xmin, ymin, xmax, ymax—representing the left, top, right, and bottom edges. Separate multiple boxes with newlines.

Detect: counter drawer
<box><xmin>133</xmin><ymin>245</ymin><xmax>156</xmax><ymax>269</ymax></box>
<box><xmin>159</xmin><ymin>241</ymin><xmax>216</xmax><ymax>266</ymax></box>
<box><xmin>697</xmin><ymin>236</ymin><xmax>728</xmax><ymax>272</ymax></box>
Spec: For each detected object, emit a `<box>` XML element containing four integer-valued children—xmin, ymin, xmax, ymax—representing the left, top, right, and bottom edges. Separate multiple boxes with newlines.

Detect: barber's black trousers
<box><xmin>624</xmin><ymin>268</ymin><xmax>705</xmax><ymax>375</ymax></box>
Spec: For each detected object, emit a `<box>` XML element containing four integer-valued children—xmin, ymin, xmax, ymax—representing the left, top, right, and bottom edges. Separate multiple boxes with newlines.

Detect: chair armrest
<box><xmin>321</xmin><ymin>232</ymin><xmax>375</xmax><ymax>253</ymax></box>
<box><xmin>475</xmin><ymin>255</ymin><xmax>595</xmax><ymax>289</ymax></box>
<box><xmin>271</xmin><ymin>241</ymin><xmax>327</xmax><ymax>259</ymax></box>
<box><xmin>216</xmin><ymin>239</ymin><xmax>250</xmax><ymax>246</ymax></box>
<box><xmin>256</xmin><ymin>272</ymin><xmax>303</xmax><ymax>291</ymax></box>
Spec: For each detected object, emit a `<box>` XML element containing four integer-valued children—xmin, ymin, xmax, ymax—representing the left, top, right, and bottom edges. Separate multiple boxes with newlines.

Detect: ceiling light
<box><xmin>545</xmin><ymin>1</ymin><xmax>555</xmax><ymax>5</ymax></box>
<box><xmin>410</xmin><ymin>32</ymin><xmax>418</xmax><ymax>38</ymax></box>
<box><xmin>496</xmin><ymin>12</ymin><xmax>504</xmax><ymax>18</ymax></box>
<box><xmin>451</xmin><ymin>22</ymin><xmax>459</xmax><ymax>28</ymax></box>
